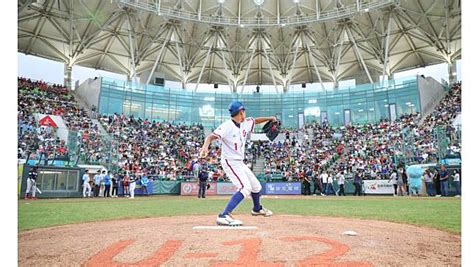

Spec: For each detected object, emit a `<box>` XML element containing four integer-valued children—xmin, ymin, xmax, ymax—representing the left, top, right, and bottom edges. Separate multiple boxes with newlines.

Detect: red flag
<box><xmin>38</xmin><ymin>115</ymin><xmax>57</xmax><ymax>127</ymax></box>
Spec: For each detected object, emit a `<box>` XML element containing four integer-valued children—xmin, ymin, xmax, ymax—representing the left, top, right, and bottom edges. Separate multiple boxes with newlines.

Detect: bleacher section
<box><xmin>18</xmin><ymin>77</ymin><xmax>461</xmax><ymax>183</ymax></box>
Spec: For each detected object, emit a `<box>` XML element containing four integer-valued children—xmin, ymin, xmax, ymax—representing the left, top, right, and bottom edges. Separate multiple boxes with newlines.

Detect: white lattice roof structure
<box><xmin>18</xmin><ymin>0</ymin><xmax>461</xmax><ymax>91</ymax></box>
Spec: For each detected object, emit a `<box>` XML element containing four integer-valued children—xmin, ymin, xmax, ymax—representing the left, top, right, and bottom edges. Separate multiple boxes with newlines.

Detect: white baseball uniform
<box><xmin>82</xmin><ymin>173</ymin><xmax>92</xmax><ymax>197</ymax></box>
<box><xmin>129</xmin><ymin>176</ymin><xmax>137</xmax><ymax>199</ymax></box>
<box><xmin>25</xmin><ymin>178</ymin><xmax>37</xmax><ymax>198</ymax></box>
<box><xmin>212</xmin><ymin>117</ymin><xmax>261</xmax><ymax>197</ymax></box>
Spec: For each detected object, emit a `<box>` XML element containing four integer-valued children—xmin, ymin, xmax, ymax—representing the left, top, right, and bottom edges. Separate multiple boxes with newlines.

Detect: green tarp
<box><xmin>152</xmin><ymin>180</ymin><xmax>181</xmax><ymax>195</ymax></box>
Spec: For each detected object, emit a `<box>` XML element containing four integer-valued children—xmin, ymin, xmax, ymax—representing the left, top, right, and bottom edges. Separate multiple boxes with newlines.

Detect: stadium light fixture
<box><xmin>364</xmin><ymin>8</ymin><xmax>369</xmax><ymax>12</ymax></box>
<box><xmin>405</xmin><ymin>102</ymin><xmax>411</xmax><ymax>105</ymax></box>
<box><xmin>293</xmin><ymin>0</ymin><xmax>300</xmax><ymax>3</ymax></box>
<box><xmin>217</xmin><ymin>0</ymin><xmax>225</xmax><ymax>4</ymax></box>
<box><xmin>281</xmin><ymin>23</ymin><xmax>286</xmax><ymax>27</ymax></box>
<box><xmin>240</xmin><ymin>24</ymin><xmax>245</xmax><ymax>28</ymax></box>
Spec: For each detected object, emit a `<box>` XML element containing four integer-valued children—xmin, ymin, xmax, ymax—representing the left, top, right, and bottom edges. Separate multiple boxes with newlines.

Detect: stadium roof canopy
<box><xmin>18</xmin><ymin>0</ymin><xmax>461</xmax><ymax>92</ymax></box>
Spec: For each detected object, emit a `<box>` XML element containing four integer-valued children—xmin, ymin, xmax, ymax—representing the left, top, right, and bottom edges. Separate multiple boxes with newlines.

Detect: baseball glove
<box><xmin>262</xmin><ymin>120</ymin><xmax>281</xmax><ymax>141</ymax></box>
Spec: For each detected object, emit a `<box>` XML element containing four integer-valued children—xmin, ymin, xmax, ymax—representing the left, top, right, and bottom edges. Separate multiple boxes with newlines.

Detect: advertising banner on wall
<box><xmin>363</xmin><ymin>180</ymin><xmax>394</xmax><ymax>195</ymax></box>
<box><xmin>264</xmin><ymin>182</ymin><xmax>301</xmax><ymax>195</ymax></box>
<box><xmin>216</xmin><ymin>183</ymin><xmax>238</xmax><ymax>195</ymax></box>
<box><xmin>180</xmin><ymin>182</ymin><xmax>217</xmax><ymax>196</ymax></box>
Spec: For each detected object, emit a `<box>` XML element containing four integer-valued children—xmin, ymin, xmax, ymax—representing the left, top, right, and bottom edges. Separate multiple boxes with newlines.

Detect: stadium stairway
<box><xmin>70</xmin><ymin>90</ymin><xmax>111</xmax><ymax>139</ymax></box>
<box><xmin>253</xmin><ymin>157</ymin><xmax>265</xmax><ymax>174</ymax></box>
<box><xmin>418</xmin><ymin>78</ymin><xmax>450</xmax><ymax>125</ymax></box>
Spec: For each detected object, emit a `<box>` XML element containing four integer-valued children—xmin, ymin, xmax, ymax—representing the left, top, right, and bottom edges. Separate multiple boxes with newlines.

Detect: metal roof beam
<box><xmin>37</xmin><ymin>37</ymin><xmax>68</xmax><ymax>62</ymax></box>
<box><xmin>18</xmin><ymin>13</ymin><xmax>42</xmax><ymax>24</ymax></box>
<box><xmin>381</xmin><ymin>11</ymin><xmax>392</xmax><ymax>86</ymax></box>
<box><xmin>303</xmin><ymin>33</ymin><xmax>325</xmax><ymax>90</ymax></box>
<box><xmin>146</xmin><ymin>27</ymin><xmax>172</xmax><ymax>84</ymax></box>
<box><xmin>72</xmin><ymin>10</ymin><xmax>123</xmax><ymax>61</ymax></box>
<box><xmin>346</xmin><ymin>25</ymin><xmax>374</xmax><ymax>84</ymax></box>
<box><xmin>392</xmin><ymin>15</ymin><xmax>425</xmax><ymax>68</ymax></box>
<box><xmin>95</xmin><ymin>16</ymin><xmax>126</xmax><ymax>70</ymax></box>
<box><xmin>239</xmin><ymin>45</ymin><xmax>257</xmax><ymax>94</ymax></box>
<box><xmin>396</xmin><ymin>7</ymin><xmax>445</xmax><ymax>57</ymax></box>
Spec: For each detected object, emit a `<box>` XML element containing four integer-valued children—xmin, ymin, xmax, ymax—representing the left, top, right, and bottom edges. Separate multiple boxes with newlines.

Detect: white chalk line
<box><xmin>193</xmin><ymin>225</ymin><xmax>258</xmax><ymax>230</ymax></box>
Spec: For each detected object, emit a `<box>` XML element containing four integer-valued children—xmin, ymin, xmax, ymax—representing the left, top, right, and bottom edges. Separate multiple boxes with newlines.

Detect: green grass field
<box><xmin>18</xmin><ymin>196</ymin><xmax>461</xmax><ymax>234</ymax></box>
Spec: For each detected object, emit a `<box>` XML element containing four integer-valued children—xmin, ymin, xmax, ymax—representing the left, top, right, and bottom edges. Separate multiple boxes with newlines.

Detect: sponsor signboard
<box><xmin>180</xmin><ymin>182</ymin><xmax>217</xmax><ymax>195</ymax></box>
<box><xmin>362</xmin><ymin>180</ymin><xmax>394</xmax><ymax>195</ymax></box>
<box><xmin>440</xmin><ymin>158</ymin><xmax>461</xmax><ymax>166</ymax></box>
<box><xmin>216</xmin><ymin>182</ymin><xmax>238</xmax><ymax>195</ymax></box>
<box><xmin>265</xmin><ymin>182</ymin><xmax>301</xmax><ymax>195</ymax></box>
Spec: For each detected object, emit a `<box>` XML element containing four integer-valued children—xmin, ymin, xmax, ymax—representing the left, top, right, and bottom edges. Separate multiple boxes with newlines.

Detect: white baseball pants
<box><xmin>221</xmin><ymin>159</ymin><xmax>262</xmax><ymax>197</ymax></box>
<box><xmin>83</xmin><ymin>183</ymin><xmax>92</xmax><ymax>197</ymax></box>
<box><xmin>130</xmin><ymin>181</ymin><xmax>136</xmax><ymax>198</ymax></box>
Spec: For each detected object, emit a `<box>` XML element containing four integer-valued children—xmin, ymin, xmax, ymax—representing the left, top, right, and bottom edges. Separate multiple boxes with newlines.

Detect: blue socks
<box><xmin>220</xmin><ymin>191</ymin><xmax>244</xmax><ymax>216</ymax></box>
<box><xmin>251</xmin><ymin>191</ymin><xmax>262</xmax><ymax>212</ymax></box>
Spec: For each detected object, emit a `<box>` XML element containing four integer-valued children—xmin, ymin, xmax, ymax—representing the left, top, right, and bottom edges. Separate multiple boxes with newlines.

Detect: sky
<box><xmin>18</xmin><ymin>52</ymin><xmax>461</xmax><ymax>92</ymax></box>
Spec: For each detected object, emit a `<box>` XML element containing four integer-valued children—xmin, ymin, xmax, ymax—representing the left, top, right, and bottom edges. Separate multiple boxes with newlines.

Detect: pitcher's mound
<box><xmin>19</xmin><ymin>215</ymin><xmax>460</xmax><ymax>266</ymax></box>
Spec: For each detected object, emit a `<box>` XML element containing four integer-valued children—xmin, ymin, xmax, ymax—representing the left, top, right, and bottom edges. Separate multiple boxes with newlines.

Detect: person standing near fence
<box><xmin>111</xmin><ymin>173</ymin><xmax>119</xmax><ymax>197</ymax></box>
<box><xmin>93</xmin><ymin>170</ymin><xmax>102</xmax><ymax>197</ymax></box>
<box><xmin>439</xmin><ymin>165</ymin><xmax>449</xmax><ymax>197</ymax></box>
<box><xmin>25</xmin><ymin>166</ymin><xmax>38</xmax><ymax>200</ymax></box>
<box><xmin>301</xmin><ymin>167</ymin><xmax>312</xmax><ymax>196</ymax></box>
<box><xmin>325</xmin><ymin>172</ymin><xmax>335</xmax><ymax>195</ymax></box>
<box><xmin>197</xmin><ymin>166</ymin><xmax>209</xmax><ymax>198</ymax></box>
<box><xmin>320</xmin><ymin>170</ymin><xmax>328</xmax><ymax>196</ymax></box>
<box><xmin>129</xmin><ymin>173</ymin><xmax>137</xmax><ymax>199</ymax></box>
<box><xmin>396</xmin><ymin>170</ymin><xmax>406</xmax><ymax>196</ymax></box>
<box><xmin>123</xmin><ymin>172</ymin><xmax>130</xmax><ymax>197</ymax></box>
<box><xmin>453</xmin><ymin>169</ymin><xmax>461</xmax><ymax>197</ymax></box>
<box><xmin>423</xmin><ymin>169</ymin><xmax>434</xmax><ymax>196</ymax></box>
<box><xmin>389</xmin><ymin>170</ymin><xmax>398</xmax><ymax>196</ymax></box>
<box><xmin>312</xmin><ymin>171</ymin><xmax>322</xmax><ymax>196</ymax></box>
<box><xmin>82</xmin><ymin>170</ymin><xmax>92</xmax><ymax>198</ymax></box>
<box><xmin>141</xmin><ymin>174</ymin><xmax>149</xmax><ymax>196</ymax></box>
<box><xmin>103</xmin><ymin>171</ymin><xmax>111</xmax><ymax>198</ymax></box>
<box><xmin>336</xmin><ymin>171</ymin><xmax>345</xmax><ymax>196</ymax></box>
<box><xmin>353</xmin><ymin>170</ymin><xmax>363</xmax><ymax>196</ymax></box>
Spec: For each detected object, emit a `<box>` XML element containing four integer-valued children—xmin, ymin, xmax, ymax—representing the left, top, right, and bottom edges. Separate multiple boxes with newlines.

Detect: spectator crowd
<box><xmin>18</xmin><ymin>76</ymin><xmax>461</xmax><ymax>197</ymax></box>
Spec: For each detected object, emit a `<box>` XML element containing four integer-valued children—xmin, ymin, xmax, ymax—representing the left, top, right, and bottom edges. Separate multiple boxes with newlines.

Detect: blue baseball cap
<box><xmin>228</xmin><ymin>100</ymin><xmax>245</xmax><ymax>116</ymax></box>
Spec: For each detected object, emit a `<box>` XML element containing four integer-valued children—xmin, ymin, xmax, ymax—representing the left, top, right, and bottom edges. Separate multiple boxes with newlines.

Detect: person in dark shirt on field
<box><xmin>25</xmin><ymin>166</ymin><xmax>38</xmax><ymax>200</ymax></box>
<box><xmin>439</xmin><ymin>165</ymin><xmax>449</xmax><ymax>197</ymax></box>
<box><xmin>302</xmin><ymin>167</ymin><xmax>312</xmax><ymax>195</ymax></box>
<box><xmin>111</xmin><ymin>173</ymin><xmax>119</xmax><ymax>197</ymax></box>
<box><xmin>198</xmin><ymin>167</ymin><xmax>209</xmax><ymax>198</ymax></box>
<box><xmin>353</xmin><ymin>170</ymin><xmax>363</xmax><ymax>196</ymax></box>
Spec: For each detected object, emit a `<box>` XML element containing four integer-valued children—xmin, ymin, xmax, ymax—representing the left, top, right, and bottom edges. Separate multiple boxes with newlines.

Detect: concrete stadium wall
<box><xmin>74</xmin><ymin>77</ymin><xmax>102</xmax><ymax>110</ymax></box>
<box><xmin>417</xmin><ymin>76</ymin><xmax>446</xmax><ymax>117</ymax></box>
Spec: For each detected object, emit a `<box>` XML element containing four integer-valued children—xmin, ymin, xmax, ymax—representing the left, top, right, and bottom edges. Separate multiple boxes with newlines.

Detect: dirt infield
<box><xmin>19</xmin><ymin>215</ymin><xmax>460</xmax><ymax>266</ymax></box>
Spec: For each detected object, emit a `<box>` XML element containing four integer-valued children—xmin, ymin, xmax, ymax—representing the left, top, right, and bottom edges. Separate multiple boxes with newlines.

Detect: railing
<box><xmin>119</xmin><ymin>0</ymin><xmax>396</xmax><ymax>27</ymax></box>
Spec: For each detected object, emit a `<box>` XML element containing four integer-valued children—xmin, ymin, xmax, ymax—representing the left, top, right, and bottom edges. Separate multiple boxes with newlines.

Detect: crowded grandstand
<box><xmin>18</xmin><ymin>75</ymin><xmax>461</xmax><ymax>197</ymax></box>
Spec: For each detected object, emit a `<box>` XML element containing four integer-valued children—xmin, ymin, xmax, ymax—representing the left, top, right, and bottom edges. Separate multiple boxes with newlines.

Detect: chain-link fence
<box><xmin>66</xmin><ymin>129</ymin><xmax>120</xmax><ymax>170</ymax></box>
<box><xmin>397</xmin><ymin>125</ymin><xmax>461</xmax><ymax>166</ymax></box>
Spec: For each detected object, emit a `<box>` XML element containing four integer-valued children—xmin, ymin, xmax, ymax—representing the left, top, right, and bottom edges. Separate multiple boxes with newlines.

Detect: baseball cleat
<box><xmin>251</xmin><ymin>206</ymin><xmax>273</xmax><ymax>217</ymax></box>
<box><xmin>216</xmin><ymin>214</ymin><xmax>243</xmax><ymax>226</ymax></box>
